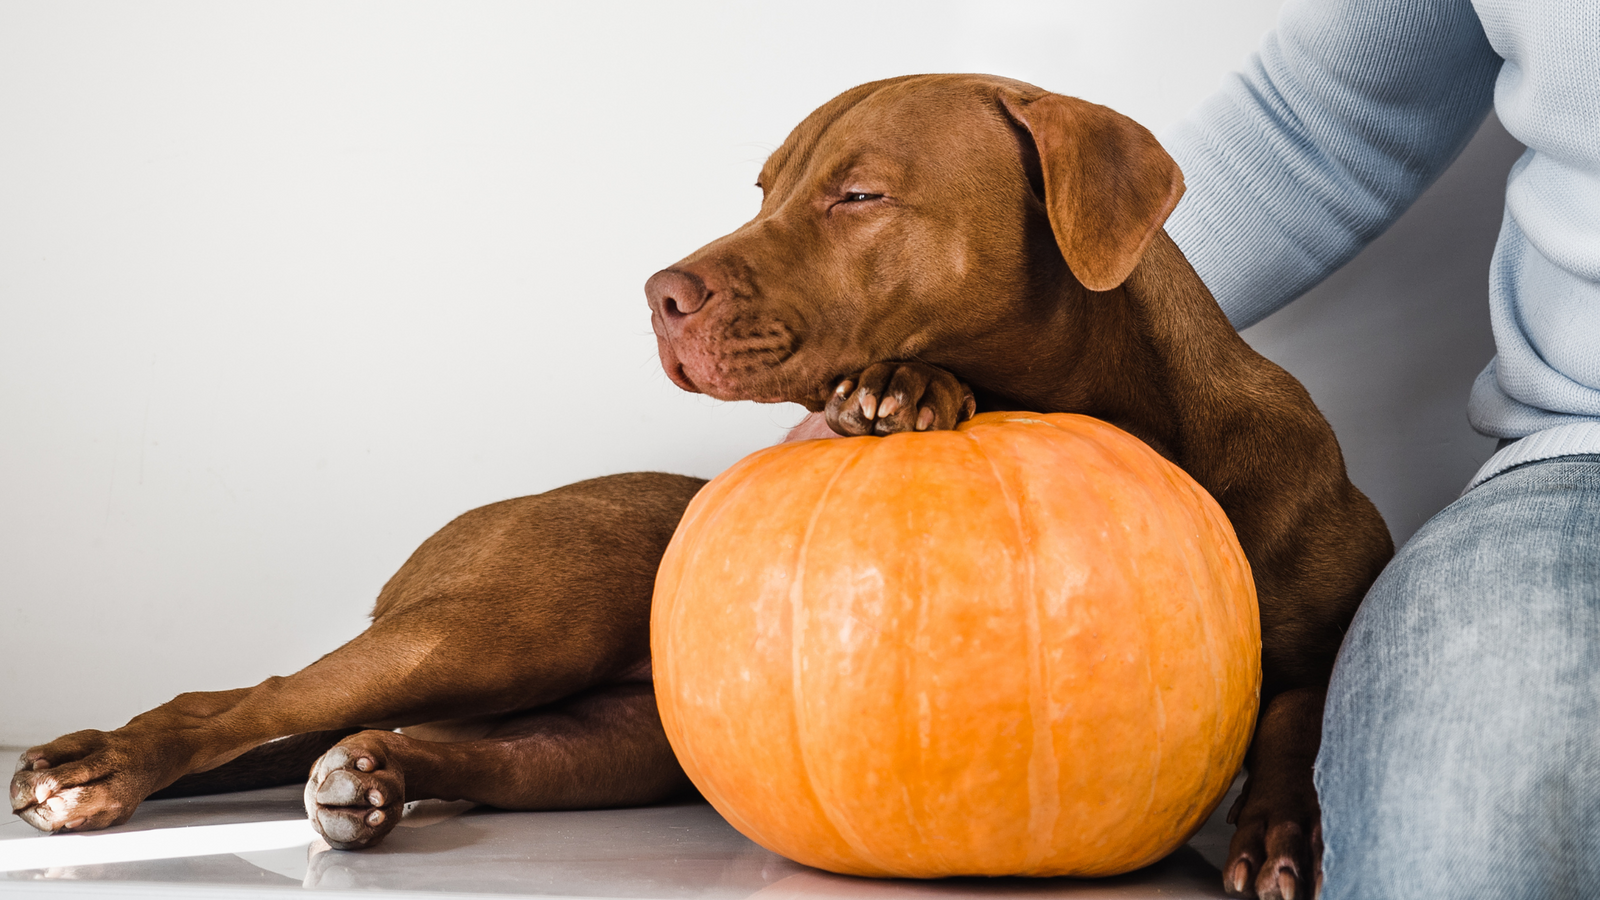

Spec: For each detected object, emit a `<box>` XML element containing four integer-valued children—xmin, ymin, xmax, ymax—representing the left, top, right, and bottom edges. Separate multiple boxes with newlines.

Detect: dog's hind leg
<box><xmin>10</xmin><ymin>472</ymin><xmax>704</xmax><ymax>834</ymax></box>
<box><xmin>303</xmin><ymin>681</ymin><xmax>688</xmax><ymax>849</ymax></box>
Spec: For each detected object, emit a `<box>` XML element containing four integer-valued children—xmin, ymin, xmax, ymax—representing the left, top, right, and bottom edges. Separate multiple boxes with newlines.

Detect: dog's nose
<box><xmin>645</xmin><ymin>268</ymin><xmax>710</xmax><ymax>319</ymax></box>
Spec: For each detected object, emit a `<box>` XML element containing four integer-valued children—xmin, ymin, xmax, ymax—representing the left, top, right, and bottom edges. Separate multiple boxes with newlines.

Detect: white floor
<box><xmin>1</xmin><ymin>749</ymin><xmax>1235</xmax><ymax>900</ymax></box>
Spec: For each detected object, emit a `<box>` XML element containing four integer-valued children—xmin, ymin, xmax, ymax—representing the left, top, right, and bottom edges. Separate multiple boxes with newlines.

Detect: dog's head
<box><xmin>645</xmin><ymin>74</ymin><xmax>1183</xmax><ymax>409</ymax></box>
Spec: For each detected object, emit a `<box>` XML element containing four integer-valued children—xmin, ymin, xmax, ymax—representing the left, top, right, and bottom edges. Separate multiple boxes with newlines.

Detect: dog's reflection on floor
<box><xmin>4</xmin><ymin>764</ymin><xmax>1238</xmax><ymax>899</ymax></box>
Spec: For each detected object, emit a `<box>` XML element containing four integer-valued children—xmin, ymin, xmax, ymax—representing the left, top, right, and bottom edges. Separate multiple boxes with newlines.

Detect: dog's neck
<box><xmin>953</xmin><ymin>231</ymin><xmax>1257</xmax><ymax>495</ymax></box>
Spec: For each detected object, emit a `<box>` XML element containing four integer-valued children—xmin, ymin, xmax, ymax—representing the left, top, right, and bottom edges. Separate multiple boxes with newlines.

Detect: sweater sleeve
<box><xmin>1161</xmin><ymin>0</ymin><xmax>1503</xmax><ymax>328</ymax></box>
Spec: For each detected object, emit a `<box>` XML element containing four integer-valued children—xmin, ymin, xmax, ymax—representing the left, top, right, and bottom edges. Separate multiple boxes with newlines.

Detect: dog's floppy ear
<box><xmin>1000</xmin><ymin>90</ymin><xmax>1184</xmax><ymax>292</ymax></box>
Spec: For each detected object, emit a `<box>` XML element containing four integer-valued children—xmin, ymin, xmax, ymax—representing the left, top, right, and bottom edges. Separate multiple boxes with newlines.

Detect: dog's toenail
<box><xmin>1229</xmin><ymin>859</ymin><xmax>1251</xmax><ymax>894</ymax></box>
<box><xmin>367</xmin><ymin>809</ymin><xmax>384</xmax><ymax>826</ymax></box>
<box><xmin>368</xmin><ymin>789</ymin><xmax>383</xmax><ymax>806</ymax></box>
<box><xmin>32</xmin><ymin>759</ymin><xmax>50</xmax><ymax>771</ymax></box>
<box><xmin>46</xmin><ymin>795</ymin><xmax>67</xmax><ymax>813</ymax></box>
<box><xmin>835</xmin><ymin>380</ymin><xmax>853</xmax><ymax>396</ymax></box>
<box><xmin>859</xmin><ymin>394</ymin><xmax>877</xmax><ymax>419</ymax></box>
<box><xmin>916</xmin><ymin>407</ymin><xmax>934</xmax><ymax>430</ymax></box>
<box><xmin>355</xmin><ymin>757</ymin><xmax>373</xmax><ymax>772</ymax></box>
<box><xmin>1279</xmin><ymin>867</ymin><xmax>1298</xmax><ymax>900</ymax></box>
<box><xmin>878</xmin><ymin>396</ymin><xmax>900</xmax><ymax>417</ymax></box>
<box><xmin>64</xmin><ymin>817</ymin><xmax>86</xmax><ymax>830</ymax></box>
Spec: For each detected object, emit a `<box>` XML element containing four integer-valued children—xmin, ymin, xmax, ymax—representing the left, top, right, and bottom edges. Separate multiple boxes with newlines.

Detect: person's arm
<box><xmin>1162</xmin><ymin>0</ymin><xmax>1503</xmax><ymax>328</ymax></box>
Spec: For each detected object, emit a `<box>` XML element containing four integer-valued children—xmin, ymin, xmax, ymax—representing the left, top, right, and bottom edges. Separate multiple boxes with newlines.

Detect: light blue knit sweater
<box><xmin>1161</xmin><ymin>0</ymin><xmax>1600</xmax><ymax>490</ymax></box>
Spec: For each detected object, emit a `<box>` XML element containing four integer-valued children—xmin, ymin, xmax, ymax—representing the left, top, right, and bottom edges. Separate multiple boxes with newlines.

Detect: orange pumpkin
<box><xmin>652</xmin><ymin>412</ymin><xmax>1259</xmax><ymax>878</ymax></box>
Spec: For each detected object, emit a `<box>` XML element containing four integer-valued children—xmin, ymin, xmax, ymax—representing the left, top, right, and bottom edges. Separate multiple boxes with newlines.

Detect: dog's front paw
<box><xmin>10</xmin><ymin>731</ymin><xmax>163</xmax><ymax>833</ymax></box>
<box><xmin>1224</xmin><ymin>687</ymin><xmax>1326</xmax><ymax>899</ymax></box>
<box><xmin>305</xmin><ymin>733</ymin><xmax>407</xmax><ymax>850</ymax></box>
<box><xmin>1224</xmin><ymin>779</ymin><xmax>1322</xmax><ymax>900</ymax></box>
<box><xmin>826</xmin><ymin>362</ymin><xmax>975</xmax><ymax>436</ymax></box>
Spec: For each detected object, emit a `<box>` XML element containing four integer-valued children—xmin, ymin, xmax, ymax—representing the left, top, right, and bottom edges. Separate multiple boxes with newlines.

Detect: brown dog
<box><xmin>11</xmin><ymin>75</ymin><xmax>1389</xmax><ymax>900</ymax></box>
<box><xmin>644</xmin><ymin>74</ymin><xmax>1392</xmax><ymax>900</ymax></box>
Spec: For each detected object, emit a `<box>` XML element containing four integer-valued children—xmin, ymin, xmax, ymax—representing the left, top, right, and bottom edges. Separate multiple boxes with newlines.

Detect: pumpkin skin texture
<box><xmin>652</xmin><ymin>412</ymin><xmax>1260</xmax><ymax>878</ymax></box>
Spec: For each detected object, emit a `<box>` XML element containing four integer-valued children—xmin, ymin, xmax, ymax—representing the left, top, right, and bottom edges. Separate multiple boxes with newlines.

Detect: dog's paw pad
<box><xmin>304</xmin><ymin>734</ymin><xmax>405</xmax><ymax>850</ymax></box>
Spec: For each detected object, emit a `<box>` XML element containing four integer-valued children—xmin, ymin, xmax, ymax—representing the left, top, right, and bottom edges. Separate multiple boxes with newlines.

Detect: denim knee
<box><xmin>1315</xmin><ymin>455</ymin><xmax>1600</xmax><ymax>900</ymax></box>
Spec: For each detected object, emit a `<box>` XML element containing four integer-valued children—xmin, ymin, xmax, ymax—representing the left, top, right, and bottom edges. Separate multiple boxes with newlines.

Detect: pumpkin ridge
<box><xmin>1079</xmin><ymin>421</ymin><xmax>1169</xmax><ymax>863</ymax></box>
<box><xmin>1046</xmin><ymin>417</ymin><xmax>1171</xmax><ymax>871</ymax></box>
<box><xmin>896</xmin><ymin>440</ymin><xmax>954</xmax><ymax>876</ymax></box>
<box><xmin>1170</xmin><ymin>468</ymin><xmax>1233</xmax><ymax>842</ymax></box>
<box><xmin>1126</xmin><ymin>448</ymin><xmax>1169</xmax><ymax>857</ymax></box>
<box><xmin>1114</xmin><ymin>428</ymin><xmax>1177</xmax><ymax>863</ymax></box>
<box><xmin>650</xmin><ymin>471</ymin><xmax>718</xmax><ymax>798</ymax></box>
<box><xmin>651</xmin><ymin>450</ymin><xmax>770</xmax><ymax>841</ymax></box>
<box><xmin>790</xmin><ymin>437</ymin><xmax>880</xmax><ymax>870</ymax></box>
<box><xmin>966</xmin><ymin>423</ymin><xmax>1060</xmax><ymax>872</ymax></box>
<box><xmin>1137</xmin><ymin>450</ymin><xmax>1254</xmax><ymax>853</ymax></box>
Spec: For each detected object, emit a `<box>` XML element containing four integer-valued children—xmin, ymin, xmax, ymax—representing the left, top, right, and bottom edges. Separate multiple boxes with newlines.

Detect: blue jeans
<box><xmin>1317</xmin><ymin>454</ymin><xmax>1600</xmax><ymax>899</ymax></box>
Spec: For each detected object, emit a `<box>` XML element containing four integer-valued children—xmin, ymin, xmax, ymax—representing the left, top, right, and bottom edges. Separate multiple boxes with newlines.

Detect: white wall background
<box><xmin>0</xmin><ymin>1</ymin><xmax>1514</xmax><ymax>744</ymax></box>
